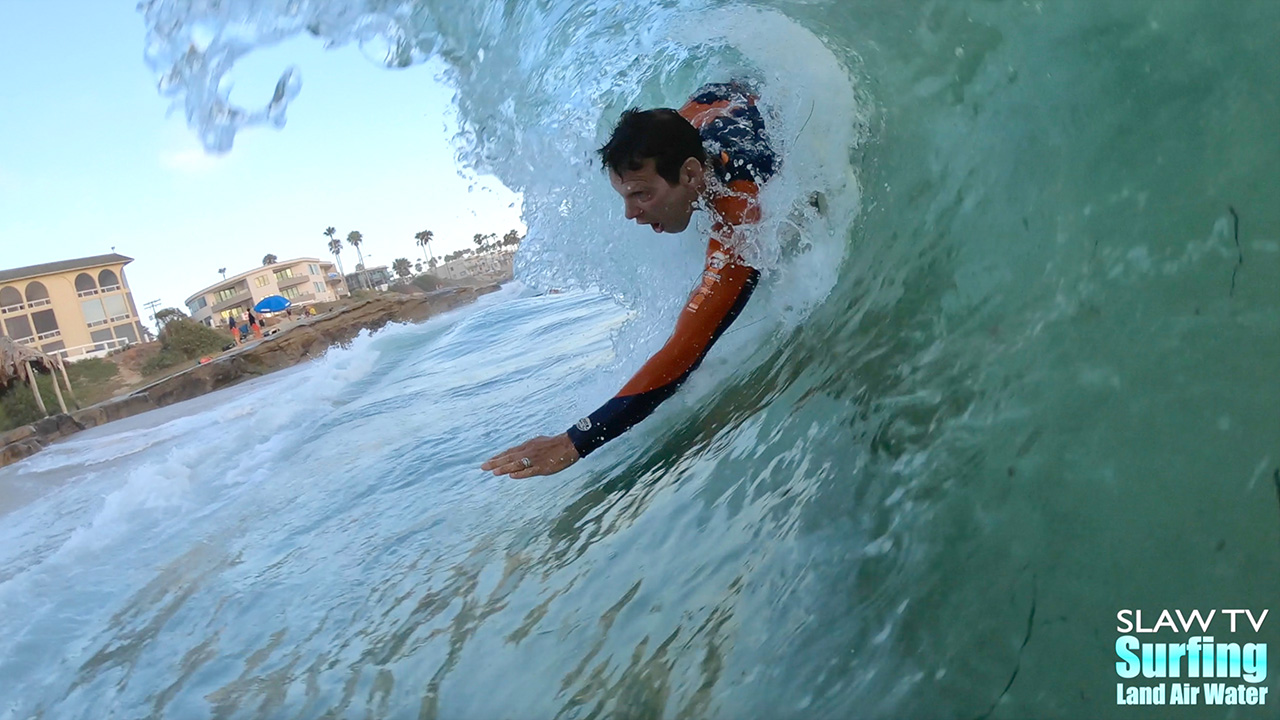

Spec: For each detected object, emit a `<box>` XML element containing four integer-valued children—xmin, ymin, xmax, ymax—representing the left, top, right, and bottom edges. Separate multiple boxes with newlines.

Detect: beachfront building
<box><xmin>344</xmin><ymin>265</ymin><xmax>392</xmax><ymax>292</ymax></box>
<box><xmin>432</xmin><ymin>249</ymin><xmax>516</xmax><ymax>282</ymax></box>
<box><xmin>185</xmin><ymin>258</ymin><xmax>348</xmax><ymax>327</ymax></box>
<box><xmin>0</xmin><ymin>253</ymin><xmax>147</xmax><ymax>360</ymax></box>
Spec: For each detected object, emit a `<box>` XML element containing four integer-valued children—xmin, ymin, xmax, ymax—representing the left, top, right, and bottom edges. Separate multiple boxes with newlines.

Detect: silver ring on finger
<box><xmin>521</xmin><ymin>457</ymin><xmax>532</xmax><ymax>468</ymax></box>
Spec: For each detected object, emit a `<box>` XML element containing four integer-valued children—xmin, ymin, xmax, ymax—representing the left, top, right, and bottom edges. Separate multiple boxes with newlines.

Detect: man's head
<box><xmin>598</xmin><ymin>108</ymin><xmax>707</xmax><ymax>234</ymax></box>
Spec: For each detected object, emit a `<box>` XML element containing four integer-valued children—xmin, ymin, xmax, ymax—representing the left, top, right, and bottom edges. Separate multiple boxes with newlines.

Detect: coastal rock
<box><xmin>0</xmin><ymin>424</ymin><xmax>37</xmax><ymax>446</ymax></box>
<box><xmin>71</xmin><ymin>406</ymin><xmax>108</xmax><ymax>430</ymax></box>
<box><xmin>0</xmin><ymin>438</ymin><xmax>43</xmax><ymax>467</ymax></box>
<box><xmin>31</xmin><ymin>413</ymin><xmax>84</xmax><ymax>442</ymax></box>
<box><xmin>101</xmin><ymin>394</ymin><xmax>159</xmax><ymax>423</ymax></box>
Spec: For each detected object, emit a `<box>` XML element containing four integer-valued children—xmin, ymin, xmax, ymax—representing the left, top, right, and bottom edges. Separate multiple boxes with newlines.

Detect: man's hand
<box><xmin>482</xmin><ymin>433</ymin><xmax>581</xmax><ymax>479</ymax></box>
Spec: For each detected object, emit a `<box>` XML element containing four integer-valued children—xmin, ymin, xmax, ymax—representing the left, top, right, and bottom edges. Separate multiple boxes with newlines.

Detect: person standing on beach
<box><xmin>483</xmin><ymin>81</ymin><xmax>776</xmax><ymax>478</ymax></box>
<box><xmin>228</xmin><ymin>315</ymin><xmax>241</xmax><ymax>344</ymax></box>
<box><xmin>247</xmin><ymin>311</ymin><xmax>262</xmax><ymax>339</ymax></box>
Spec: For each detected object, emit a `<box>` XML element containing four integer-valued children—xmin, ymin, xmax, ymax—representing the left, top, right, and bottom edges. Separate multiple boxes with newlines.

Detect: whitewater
<box><xmin>3</xmin><ymin>0</ymin><xmax>1279</xmax><ymax>718</ymax></box>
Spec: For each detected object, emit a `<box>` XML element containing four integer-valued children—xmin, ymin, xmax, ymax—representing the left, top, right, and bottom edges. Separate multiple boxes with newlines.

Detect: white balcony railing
<box><xmin>53</xmin><ymin>337</ymin><xmax>131</xmax><ymax>361</ymax></box>
<box><xmin>0</xmin><ymin>303</ymin><xmax>24</xmax><ymax>315</ymax></box>
<box><xmin>100</xmin><ymin>284</ymin><xmax>122</xmax><ymax>293</ymax></box>
<box><xmin>35</xmin><ymin>329</ymin><xmax>62</xmax><ymax>341</ymax></box>
<box><xmin>77</xmin><ymin>288</ymin><xmax>100</xmax><ymax>297</ymax></box>
<box><xmin>107</xmin><ymin>313</ymin><xmax>131</xmax><ymax>323</ymax></box>
<box><xmin>26</xmin><ymin>298</ymin><xmax>51</xmax><ymax>309</ymax></box>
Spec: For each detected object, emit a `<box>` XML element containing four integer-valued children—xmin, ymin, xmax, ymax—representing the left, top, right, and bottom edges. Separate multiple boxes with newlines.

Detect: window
<box><xmin>75</xmin><ymin>273</ymin><xmax>98</xmax><ymax>295</ymax></box>
<box><xmin>113</xmin><ymin>323</ymin><xmax>139</xmax><ymax>344</ymax></box>
<box><xmin>4</xmin><ymin>315</ymin><xmax>32</xmax><ymax>341</ymax></box>
<box><xmin>314</xmin><ymin>282</ymin><xmax>324</xmax><ymax>293</ymax></box>
<box><xmin>81</xmin><ymin>298</ymin><xmax>107</xmax><ymax>326</ymax></box>
<box><xmin>0</xmin><ymin>286</ymin><xmax>22</xmax><ymax>310</ymax></box>
<box><xmin>187</xmin><ymin>297</ymin><xmax>208</xmax><ymax>314</ymax></box>
<box><xmin>274</xmin><ymin>267</ymin><xmax>294</xmax><ymax>281</ymax></box>
<box><xmin>309</xmin><ymin>264</ymin><xmax>320</xmax><ymax>275</ymax></box>
<box><xmin>216</xmin><ymin>287</ymin><xmax>240</xmax><ymax>303</ymax></box>
<box><xmin>281</xmin><ymin>286</ymin><xmax>301</xmax><ymax>300</ymax></box>
<box><xmin>90</xmin><ymin>328</ymin><xmax>114</xmax><ymax>351</ymax></box>
<box><xmin>97</xmin><ymin>269</ymin><xmax>120</xmax><ymax>289</ymax></box>
<box><xmin>25</xmin><ymin>281</ymin><xmax>50</xmax><ymax>307</ymax></box>
<box><xmin>104</xmin><ymin>294</ymin><xmax>130</xmax><ymax>322</ymax></box>
<box><xmin>255</xmin><ymin>275</ymin><xmax>270</xmax><ymax>288</ymax></box>
<box><xmin>31</xmin><ymin>309</ymin><xmax>59</xmax><ymax>337</ymax></box>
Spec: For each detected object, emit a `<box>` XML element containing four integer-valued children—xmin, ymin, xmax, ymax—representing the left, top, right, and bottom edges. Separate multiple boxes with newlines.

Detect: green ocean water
<box><xmin>1</xmin><ymin>1</ymin><xmax>1277</xmax><ymax>717</ymax></box>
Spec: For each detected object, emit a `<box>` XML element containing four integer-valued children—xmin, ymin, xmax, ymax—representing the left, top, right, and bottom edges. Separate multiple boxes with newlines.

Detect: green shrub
<box><xmin>66</xmin><ymin>357</ymin><xmax>118</xmax><ymax>386</ymax></box>
<box><xmin>0</xmin><ymin>382</ymin><xmax>45</xmax><ymax>431</ymax></box>
<box><xmin>0</xmin><ymin>373</ymin><xmax>65</xmax><ymax>432</ymax></box>
<box><xmin>141</xmin><ymin>349</ymin><xmax>186</xmax><ymax>376</ymax></box>
<box><xmin>160</xmin><ymin>318</ymin><xmax>227</xmax><ymax>358</ymax></box>
<box><xmin>140</xmin><ymin>318</ymin><xmax>228</xmax><ymax>375</ymax></box>
<box><xmin>412</xmin><ymin>274</ymin><xmax>443</xmax><ymax>292</ymax></box>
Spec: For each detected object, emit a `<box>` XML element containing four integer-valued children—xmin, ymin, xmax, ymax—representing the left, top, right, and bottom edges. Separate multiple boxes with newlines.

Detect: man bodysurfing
<box><xmin>482</xmin><ymin>82</ymin><xmax>777</xmax><ymax>478</ymax></box>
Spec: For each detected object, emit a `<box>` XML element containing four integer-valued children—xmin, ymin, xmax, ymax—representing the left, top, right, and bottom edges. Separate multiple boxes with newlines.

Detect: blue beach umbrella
<box><xmin>253</xmin><ymin>295</ymin><xmax>291</xmax><ymax>313</ymax></box>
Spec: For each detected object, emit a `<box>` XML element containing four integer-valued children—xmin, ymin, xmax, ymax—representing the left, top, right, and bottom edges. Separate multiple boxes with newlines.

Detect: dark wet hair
<box><xmin>598</xmin><ymin>108</ymin><xmax>707</xmax><ymax>185</ymax></box>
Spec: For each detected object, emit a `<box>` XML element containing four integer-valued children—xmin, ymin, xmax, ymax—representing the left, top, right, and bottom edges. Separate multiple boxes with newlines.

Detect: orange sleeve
<box><xmin>565</xmin><ymin>238</ymin><xmax>759</xmax><ymax>457</ymax></box>
<box><xmin>618</xmin><ymin>244</ymin><xmax>756</xmax><ymax>396</ymax></box>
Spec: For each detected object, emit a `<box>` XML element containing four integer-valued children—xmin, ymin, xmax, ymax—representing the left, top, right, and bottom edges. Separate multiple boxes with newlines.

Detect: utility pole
<box><xmin>143</xmin><ymin>299</ymin><xmax>163</xmax><ymax>334</ymax></box>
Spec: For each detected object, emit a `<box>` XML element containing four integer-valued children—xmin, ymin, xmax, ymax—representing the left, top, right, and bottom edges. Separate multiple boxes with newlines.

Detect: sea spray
<box><xmin>0</xmin><ymin>1</ymin><xmax>1276</xmax><ymax>717</ymax></box>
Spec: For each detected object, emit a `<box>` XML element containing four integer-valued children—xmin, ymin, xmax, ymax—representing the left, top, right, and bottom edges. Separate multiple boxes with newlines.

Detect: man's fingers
<box><xmin>482</xmin><ymin>446</ymin><xmax>526</xmax><ymax>469</ymax></box>
<box><xmin>481</xmin><ymin>454</ymin><xmax>513</xmax><ymax>470</ymax></box>
<box><xmin>482</xmin><ymin>438</ymin><xmax>543</xmax><ymax>468</ymax></box>
<box><xmin>489</xmin><ymin>458</ymin><xmax>526</xmax><ymax>476</ymax></box>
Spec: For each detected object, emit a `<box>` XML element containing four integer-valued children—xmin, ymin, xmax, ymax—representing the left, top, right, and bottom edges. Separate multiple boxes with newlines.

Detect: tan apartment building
<box><xmin>0</xmin><ymin>253</ymin><xmax>147</xmax><ymax>360</ymax></box>
<box><xmin>185</xmin><ymin>257</ymin><xmax>347</xmax><ymax>327</ymax></box>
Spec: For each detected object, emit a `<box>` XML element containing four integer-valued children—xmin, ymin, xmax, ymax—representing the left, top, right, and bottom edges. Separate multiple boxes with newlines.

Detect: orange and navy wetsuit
<box><xmin>567</xmin><ymin>82</ymin><xmax>778</xmax><ymax>457</ymax></box>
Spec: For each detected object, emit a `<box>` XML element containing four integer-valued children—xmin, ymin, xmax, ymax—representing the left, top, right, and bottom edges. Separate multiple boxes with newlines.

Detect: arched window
<box><xmin>98</xmin><ymin>269</ymin><xmax>120</xmax><ymax>288</ymax></box>
<box><xmin>75</xmin><ymin>273</ymin><xmax>98</xmax><ymax>294</ymax></box>
<box><xmin>25</xmin><ymin>281</ymin><xmax>50</xmax><ymax>305</ymax></box>
<box><xmin>0</xmin><ymin>286</ymin><xmax>22</xmax><ymax>310</ymax></box>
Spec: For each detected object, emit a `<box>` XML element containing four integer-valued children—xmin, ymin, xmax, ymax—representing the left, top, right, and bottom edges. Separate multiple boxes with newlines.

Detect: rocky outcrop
<box><xmin>0</xmin><ymin>286</ymin><xmax>498</xmax><ymax>469</ymax></box>
<box><xmin>71</xmin><ymin>394</ymin><xmax>159</xmax><ymax>430</ymax></box>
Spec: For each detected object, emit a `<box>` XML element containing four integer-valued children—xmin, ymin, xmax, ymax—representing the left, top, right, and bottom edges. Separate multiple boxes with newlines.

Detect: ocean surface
<box><xmin>4</xmin><ymin>0</ymin><xmax>1280</xmax><ymax>717</ymax></box>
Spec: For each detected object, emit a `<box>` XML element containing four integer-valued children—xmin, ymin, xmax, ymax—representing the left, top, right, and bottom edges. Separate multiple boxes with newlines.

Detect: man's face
<box><xmin>609</xmin><ymin>158</ymin><xmax>702</xmax><ymax>234</ymax></box>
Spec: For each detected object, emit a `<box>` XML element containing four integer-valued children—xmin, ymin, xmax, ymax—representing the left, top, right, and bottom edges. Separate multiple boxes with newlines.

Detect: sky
<box><xmin>0</xmin><ymin>2</ymin><xmax>525</xmax><ymax>320</ymax></box>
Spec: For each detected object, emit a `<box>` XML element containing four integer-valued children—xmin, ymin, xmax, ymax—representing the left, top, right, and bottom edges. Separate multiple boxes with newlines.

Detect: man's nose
<box><xmin>624</xmin><ymin>203</ymin><xmax>641</xmax><ymax>220</ymax></box>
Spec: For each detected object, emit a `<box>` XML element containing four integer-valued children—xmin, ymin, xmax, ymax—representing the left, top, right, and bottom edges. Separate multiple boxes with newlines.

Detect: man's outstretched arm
<box><xmin>483</xmin><ymin>248</ymin><xmax>758</xmax><ymax>478</ymax></box>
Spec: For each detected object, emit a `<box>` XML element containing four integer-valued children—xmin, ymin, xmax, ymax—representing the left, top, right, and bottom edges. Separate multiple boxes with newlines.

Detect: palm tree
<box><xmin>262</xmin><ymin>254</ymin><xmax>278</xmax><ymax>265</ymax></box>
<box><xmin>324</xmin><ymin>227</ymin><xmax>346</xmax><ymax>294</ymax></box>
<box><xmin>392</xmin><ymin>257</ymin><xmax>412</xmax><ymax>278</ymax></box>
<box><xmin>414</xmin><ymin>230</ymin><xmax>435</xmax><ymax>265</ymax></box>
<box><xmin>414</xmin><ymin>261</ymin><xmax>423</xmax><ymax>273</ymax></box>
<box><xmin>503</xmin><ymin>229</ymin><xmax>522</xmax><ymax>247</ymax></box>
<box><xmin>347</xmin><ymin>230</ymin><xmax>370</xmax><ymax>290</ymax></box>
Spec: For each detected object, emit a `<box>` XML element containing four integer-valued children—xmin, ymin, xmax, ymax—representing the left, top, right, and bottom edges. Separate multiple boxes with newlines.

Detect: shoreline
<box><xmin>0</xmin><ymin>285</ymin><xmax>500</xmax><ymax>469</ymax></box>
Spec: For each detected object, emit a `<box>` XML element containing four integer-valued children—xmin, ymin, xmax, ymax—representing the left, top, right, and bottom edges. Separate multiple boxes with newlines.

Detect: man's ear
<box><xmin>679</xmin><ymin>157</ymin><xmax>704</xmax><ymax>187</ymax></box>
